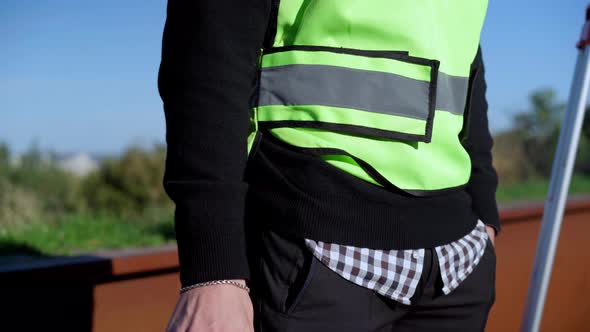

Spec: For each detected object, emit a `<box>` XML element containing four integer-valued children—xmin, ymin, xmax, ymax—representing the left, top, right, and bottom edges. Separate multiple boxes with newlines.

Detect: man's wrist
<box><xmin>179</xmin><ymin>279</ymin><xmax>249</xmax><ymax>294</ymax></box>
<box><xmin>485</xmin><ymin>224</ymin><xmax>499</xmax><ymax>237</ymax></box>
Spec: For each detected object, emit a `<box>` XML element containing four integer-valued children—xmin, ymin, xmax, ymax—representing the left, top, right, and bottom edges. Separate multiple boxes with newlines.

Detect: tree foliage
<box><xmin>493</xmin><ymin>88</ymin><xmax>590</xmax><ymax>184</ymax></box>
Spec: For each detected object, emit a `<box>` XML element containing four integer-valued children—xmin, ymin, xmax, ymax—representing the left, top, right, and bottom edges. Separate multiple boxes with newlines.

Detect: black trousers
<box><xmin>247</xmin><ymin>227</ymin><xmax>496</xmax><ymax>332</ymax></box>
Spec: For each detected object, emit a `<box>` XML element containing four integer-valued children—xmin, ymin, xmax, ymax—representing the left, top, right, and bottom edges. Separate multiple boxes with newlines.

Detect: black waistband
<box><xmin>244</xmin><ymin>133</ymin><xmax>478</xmax><ymax>249</ymax></box>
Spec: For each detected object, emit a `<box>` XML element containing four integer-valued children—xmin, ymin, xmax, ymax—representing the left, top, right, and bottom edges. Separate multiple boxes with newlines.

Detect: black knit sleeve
<box><xmin>462</xmin><ymin>46</ymin><xmax>502</xmax><ymax>235</ymax></box>
<box><xmin>157</xmin><ymin>0</ymin><xmax>271</xmax><ymax>287</ymax></box>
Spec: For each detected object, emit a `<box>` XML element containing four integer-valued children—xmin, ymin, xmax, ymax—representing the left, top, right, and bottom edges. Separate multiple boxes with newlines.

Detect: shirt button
<box><xmin>412</xmin><ymin>251</ymin><xmax>420</xmax><ymax>259</ymax></box>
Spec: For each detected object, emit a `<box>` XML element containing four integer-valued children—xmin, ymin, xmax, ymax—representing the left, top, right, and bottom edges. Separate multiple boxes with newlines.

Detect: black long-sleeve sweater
<box><xmin>158</xmin><ymin>0</ymin><xmax>501</xmax><ymax>288</ymax></box>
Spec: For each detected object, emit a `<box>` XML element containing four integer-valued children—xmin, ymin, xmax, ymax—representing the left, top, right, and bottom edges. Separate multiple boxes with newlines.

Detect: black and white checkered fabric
<box><xmin>304</xmin><ymin>219</ymin><xmax>489</xmax><ymax>305</ymax></box>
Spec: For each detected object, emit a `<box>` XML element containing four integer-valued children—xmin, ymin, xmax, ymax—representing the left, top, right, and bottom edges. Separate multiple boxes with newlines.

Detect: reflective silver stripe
<box><xmin>436</xmin><ymin>72</ymin><xmax>469</xmax><ymax>115</ymax></box>
<box><xmin>258</xmin><ymin>64</ymin><xmax>468</xmax><ymax>118</ymax></box>
<box><xmin>259</xmin><ymin>64</ymin><xmax>430</xmax><ymax>120</ymax></box>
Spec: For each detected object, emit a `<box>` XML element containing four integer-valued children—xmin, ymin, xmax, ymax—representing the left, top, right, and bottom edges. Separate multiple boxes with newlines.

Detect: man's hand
<box><xmin>166</xmin><ymin>279</ymin><xmax>254</xmax><ymax>332</ymax></box>
<box><xmin>485</xmin><ymin>225</ymin><xmax>496</xmax><ymax>247</ymax></box>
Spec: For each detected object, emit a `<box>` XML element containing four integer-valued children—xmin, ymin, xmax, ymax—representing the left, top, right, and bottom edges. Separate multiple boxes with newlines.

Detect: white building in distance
<box><xmin>56</xmin><ymin>152</ymin><xmax>99</xmax><ymax>176</ymax></box>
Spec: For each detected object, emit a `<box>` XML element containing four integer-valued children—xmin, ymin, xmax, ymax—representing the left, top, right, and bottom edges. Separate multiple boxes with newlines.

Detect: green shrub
<box><xmin>79</xmin><ymin>143</ymin><xmax>172</xmax><ymax>219</ymax></box>
<box><xmin>0</xmin><ymin>179</ymin><xmax>43</xmax><ymax>229</ymax></box>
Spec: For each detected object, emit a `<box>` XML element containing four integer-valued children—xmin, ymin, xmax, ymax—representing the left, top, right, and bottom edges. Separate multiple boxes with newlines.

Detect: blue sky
<box><xmin>0</xmin><ymin>0</ymin><xmax>587</xmax><ymax>155</ymax></box>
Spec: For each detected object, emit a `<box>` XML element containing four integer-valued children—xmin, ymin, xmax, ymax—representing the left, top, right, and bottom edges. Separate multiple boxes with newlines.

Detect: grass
<box><xmin>0</xmin><ymin>212</ymin><xmax>175</xmax><ymax>257</ymax></box>
<box><xmin>496</xmin><ymin>174</ymin><xmax>590</xmax><ymax>203</ymax></box>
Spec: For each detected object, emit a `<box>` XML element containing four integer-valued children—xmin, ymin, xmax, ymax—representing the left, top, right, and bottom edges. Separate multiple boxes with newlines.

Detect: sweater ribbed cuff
<box><xmin>467</xmin><ymin>179</ymin><xmax>501</xmax><ymax>235</ymax></box>
<box><xmin>170</xmin><ymin>181</ymin><xmax>250</xmax><ymax>288</ymax></box>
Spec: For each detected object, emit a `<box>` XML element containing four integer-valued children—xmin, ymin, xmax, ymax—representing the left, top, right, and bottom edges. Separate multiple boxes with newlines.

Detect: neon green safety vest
<box><xmin>248</xmin><ymin>0</ymin><xmax>488</xmax><ymax>195</ymax></box>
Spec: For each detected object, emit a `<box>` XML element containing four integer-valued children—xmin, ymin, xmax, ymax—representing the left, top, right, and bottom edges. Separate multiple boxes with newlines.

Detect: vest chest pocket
<box><xmin>253</xmin><ymin>45</ymin><xmax>440</xmax><ymax>143</ymax></box>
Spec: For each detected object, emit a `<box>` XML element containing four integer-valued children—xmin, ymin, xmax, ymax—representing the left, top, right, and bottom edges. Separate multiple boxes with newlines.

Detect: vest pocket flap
<box><xmin>254</xmin><ymin>45</ymin><xmax>439</xmax><ymax>143</ymax></box>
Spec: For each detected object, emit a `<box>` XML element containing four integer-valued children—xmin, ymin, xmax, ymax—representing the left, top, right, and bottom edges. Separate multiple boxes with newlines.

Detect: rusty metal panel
<box><xmin>487</xmin><ymin>207</ymin><xmax>590</xmax><ymax>332</ymax></box>
<box><xmin>93</xmin><ymin>274</ymin><xmax>179</xmax><ymax>332</ymax></box>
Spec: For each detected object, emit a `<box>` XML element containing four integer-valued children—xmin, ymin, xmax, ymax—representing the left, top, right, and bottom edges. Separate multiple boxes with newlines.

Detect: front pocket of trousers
<box><xmin>282</xmin><ymin>249</ymin><xmax>318</xmax><ymax>314</ymax></box>
<box><xmin>484</xmin><ymin>236</ymin><xmax>497</xmax><ymax>306</ymax></box>
<box><xmin>486</xmin><ymin>236</ymin><xmax>496</xmax><ymax>261</ymax></box>
<box><xmin>259</xmin><ymin>229</ymin><xmax>318</xmax><ymax>314</ymax></box>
